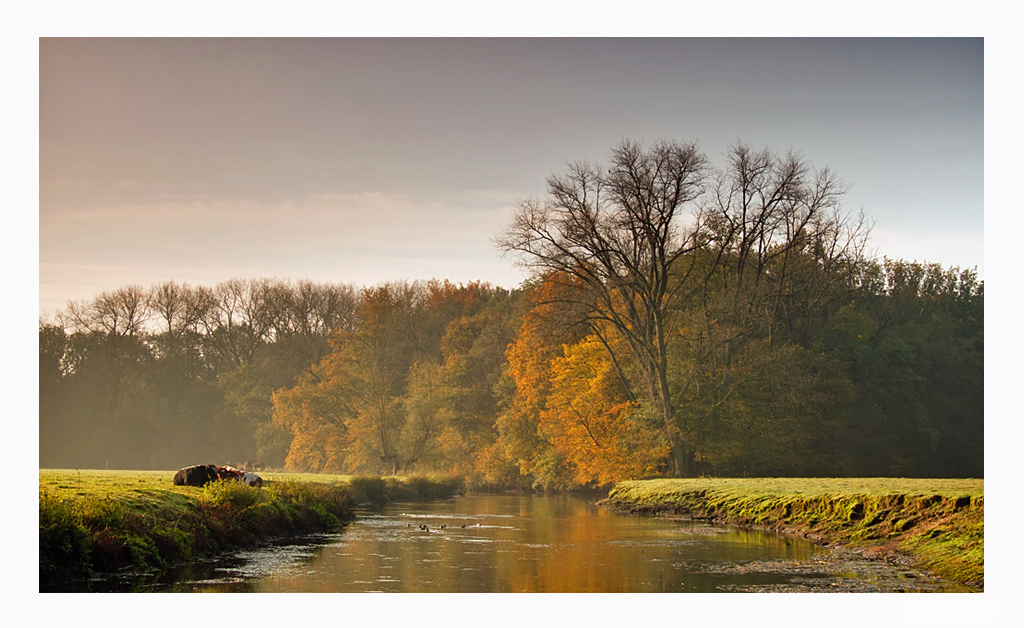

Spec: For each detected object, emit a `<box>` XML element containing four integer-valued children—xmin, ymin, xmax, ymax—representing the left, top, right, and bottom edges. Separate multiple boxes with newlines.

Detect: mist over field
<box><xmin>40</xmin><ymin>142</ymin><xmax>984</xmax><ymax>483</ymax></box>
<box><xmin>39</xmin><ymin>38</ymin><xmax>983</xmax><ymax>483</ymax></box>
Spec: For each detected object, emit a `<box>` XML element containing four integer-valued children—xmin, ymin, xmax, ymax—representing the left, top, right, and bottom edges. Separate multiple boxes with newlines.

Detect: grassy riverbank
<box><xmin>601</xmin><ymin>478</ymin><xmax>983</xmax><ymax>589</ymax></box>
<box><xmin>39</xmin><ymin>469</ymin><xmax>462</xmax><ymax>590</ymax></box>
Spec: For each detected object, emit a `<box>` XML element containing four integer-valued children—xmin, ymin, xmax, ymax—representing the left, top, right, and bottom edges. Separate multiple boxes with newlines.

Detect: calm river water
<box><xmin>99</xmin><ymin>494</ymin><xmax>971</xmax><ymax>592</ymax></box>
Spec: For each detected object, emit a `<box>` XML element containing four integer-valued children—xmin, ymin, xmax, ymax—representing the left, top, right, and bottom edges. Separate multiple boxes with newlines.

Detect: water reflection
<box><xmin>191</xmin><ymin>495</ymin><xmax>829</xmax><ymax>592</ymax></box>
<box><xmin>114</xmin><ymin>494</ymin><xmax>968</xmax><ymax>593</ymax></box>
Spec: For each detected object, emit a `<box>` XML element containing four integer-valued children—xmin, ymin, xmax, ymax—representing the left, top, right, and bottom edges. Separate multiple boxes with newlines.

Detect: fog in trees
<box><xmin>40</xmin><ymin>140</ymin><xmax>983</xmax><ymax>483</ymax></box>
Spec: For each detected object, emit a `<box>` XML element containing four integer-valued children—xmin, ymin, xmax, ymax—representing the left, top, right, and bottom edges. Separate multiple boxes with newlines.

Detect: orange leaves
<box><xmin>495</xmin><ymin>310</ymin><xmax>559</xmax><ymax>479</ymax></box>
<box><xmin>541</xmin><ymin>336</ymin><xmax>668</xmax><ymax>485</ymax></box>
<box><xmin>271</xmin><ymin>356</ymin><xmax>355</xmax><ymax>473</ymax></box>
<box><xmin>497</xmin><ymin>273</ymin><xmax>669</xmax><ymax>486</ymax></box>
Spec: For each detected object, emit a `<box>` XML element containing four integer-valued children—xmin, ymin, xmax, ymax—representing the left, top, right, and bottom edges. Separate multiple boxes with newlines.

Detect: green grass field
<box><xmin>39</xmin><ymin>469</ymin><xmax>352</xmax><ymax>503</ymax></box>
<box><xmin>42</xmin><ymin>471</ymin><xmax>982</xmax><ymax>590</ymax></box>
<box><xmin>39</xmin><ymin>469</ymin><xmax>461</xmax><ymax>590</ymax></box>
<box><xmin>602</xmin><ymin>477</ymin><xmax>984</xmax><ymax>589</ymax></box>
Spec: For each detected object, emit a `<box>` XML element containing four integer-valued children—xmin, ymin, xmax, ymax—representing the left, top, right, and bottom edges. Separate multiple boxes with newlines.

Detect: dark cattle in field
<box><xmin>217</xmin><ymin>466</ymin><xmax>244</xmax><ymax>481</ymax></box>
<box><xmin>173</xmin><ymin>464</ymin><xmax>219</xmax><ymax>487</ymax></box>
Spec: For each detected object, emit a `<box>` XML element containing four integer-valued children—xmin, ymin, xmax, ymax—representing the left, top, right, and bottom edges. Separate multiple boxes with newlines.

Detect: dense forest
<box><xmin>39</xmin><ymin>142</ymin><xmax>983</xmax><ymax>486</ymax></box>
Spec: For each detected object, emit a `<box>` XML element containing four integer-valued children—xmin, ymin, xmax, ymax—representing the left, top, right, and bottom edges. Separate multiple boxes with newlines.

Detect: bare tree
<box><xmin>147</xmin><ymin>280</ymin><xmax>219</xmax><ymax>378</ymax></box>
<box><xmin>499</xmin><ymin>139</ymin><xmax>869</xmax><ymax>476</ymax></box>
<box><xmin>60</xmin><ymin>285</ymin><xmax>153</xmax><ymax>412</ymax></box>
<box><xmin>65</xmin><ymin>285</ymin><xmax>150</xmax><ymax>337</ymax></box>
<box><xmin>703</xmin><ymin>143</ymin><xmax>871</xmax><ymax>344</ymax></box>
<box><xmin>149</xmin><ymin>281</ymin><xmax>190</xmax><ymax>338</ymax></box>
<box><xmin>278</xmin><ymin>280</ymin><xmax>360</xmax><ymax>371</ymax></box>
<box><xmin>201</xmin><ymin>278</ymin><xmax>282</xmax><ymax>367</ymax></box>
<box><xmin>498</xmin><ymin>139</ymin><xmax>710</xmax><ymax>476</ymax></box>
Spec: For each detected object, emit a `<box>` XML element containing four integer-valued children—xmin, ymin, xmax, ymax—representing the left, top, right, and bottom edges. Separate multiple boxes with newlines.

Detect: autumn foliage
<box><xmin>542</xmin><ymin>336</ymin><xmax>668</xmax><ymax>485</ymax></box>
<box><xmin>40</xmin><ymin>144</ymin><xmax>983</xmax><ymax>485</ymax></box>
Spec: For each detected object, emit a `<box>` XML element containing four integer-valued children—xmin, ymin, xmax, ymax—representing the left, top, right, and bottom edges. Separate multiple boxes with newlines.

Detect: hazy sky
<box><xmin>39</xmin><ymin>38</ymin><xmax>983</xmax><ymax>318</ymax></box>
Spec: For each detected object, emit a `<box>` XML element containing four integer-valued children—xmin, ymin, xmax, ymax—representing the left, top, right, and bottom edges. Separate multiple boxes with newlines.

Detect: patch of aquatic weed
<box><xmin>705</xmin><ymin>547</ymin><xmax>974</xmax><ymax>592</ymax></box>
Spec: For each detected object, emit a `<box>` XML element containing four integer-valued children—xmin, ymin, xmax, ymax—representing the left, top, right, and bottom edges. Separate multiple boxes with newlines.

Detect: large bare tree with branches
<box><xmin>499</xmin><ymin>139</ymin><xmax>868</xmax><ymax>476</ymax></box>
<box><xmin>498</xmin><ymin>139</ymin><xmax>710</xmax><ymax>475</ymax></box>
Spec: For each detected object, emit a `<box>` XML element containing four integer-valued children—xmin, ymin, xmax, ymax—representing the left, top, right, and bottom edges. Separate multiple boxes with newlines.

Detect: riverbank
<box><xmin>39</xmin><ymin>470</ymin><xmax>462</xmax><ymax>590</ymax></box>
<box><xmin>599</xmin><ymin>478</ymin><xmax>983</xmax><ymax>590</ymax></box>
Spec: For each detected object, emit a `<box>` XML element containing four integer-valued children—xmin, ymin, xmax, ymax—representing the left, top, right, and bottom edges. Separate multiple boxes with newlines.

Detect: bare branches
<box><xmin>64</xmin><ymin>285</ymin><xmax>150</xmax><ymax>337</ymax></box>
<box><xmin>498</xmin><ymin>139</ymin><xmax>869</xmax><ymax>476</ymax></box>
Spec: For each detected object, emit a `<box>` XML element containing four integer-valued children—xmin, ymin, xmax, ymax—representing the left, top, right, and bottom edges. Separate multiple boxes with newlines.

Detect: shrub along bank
<box><xmin>600</xmin><ymin>478</ymin><xmax>984</xmax><ymax>590</ymax></box>
<box><xmin>39</xmin><ymin>470</ymin><xmax>462</xmax><ymax>590</ymax></box>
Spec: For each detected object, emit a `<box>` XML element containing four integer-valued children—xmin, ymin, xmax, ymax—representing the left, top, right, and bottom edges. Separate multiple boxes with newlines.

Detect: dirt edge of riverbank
<box><xmin>598</xmin><ymin>478</ymin><xmax>984</xmax><ymax>591</ymax></box>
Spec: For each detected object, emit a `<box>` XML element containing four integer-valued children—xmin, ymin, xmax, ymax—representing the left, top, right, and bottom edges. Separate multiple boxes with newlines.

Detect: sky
<box><xmin>38</xmin><ymin>37</ymin><xmax>984</xmax><ymax>319</ymax></box>
<box><xmin>18</xmin><ymin>15</ymin><xmax>1019</xmax><ymax>623</ymax></box>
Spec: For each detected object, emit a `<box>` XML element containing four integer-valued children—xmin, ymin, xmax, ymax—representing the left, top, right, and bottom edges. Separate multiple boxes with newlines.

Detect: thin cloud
<box><xmin>39</xmin><ymin>191</ymin><xmax>527</xmax><ymax>317</ymax></box>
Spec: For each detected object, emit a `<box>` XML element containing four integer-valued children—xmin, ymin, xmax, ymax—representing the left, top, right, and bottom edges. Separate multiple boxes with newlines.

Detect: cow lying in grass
<box><xmin>173</xmin><ymin>464</ymin><xmax>263</xmax><ymax>488</ymax></box>
<box><xmin>173</xmin><ymin>464</ymin><xmax>220</xmax><ymax>487</ymax></box>
<box><xmin>240</xmin><ymin>471</ymin><xmax>264</xmax><ymax>487</ymax></box>
<box><xmin>217</xmin><ymin>466</ymin><xmax>244</xmax><ymax>481</ymax></box>
<box><xmin>219</xmin><ymin>465</ymin><xmax>263</xmax><ymax>488</ymax></box>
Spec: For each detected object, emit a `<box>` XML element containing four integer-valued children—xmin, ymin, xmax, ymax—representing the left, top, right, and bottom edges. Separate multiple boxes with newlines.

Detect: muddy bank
<box><xmin>599</xmin><ymin>478</ymin><xmax>983</xmax><ymax>591</ymax></box>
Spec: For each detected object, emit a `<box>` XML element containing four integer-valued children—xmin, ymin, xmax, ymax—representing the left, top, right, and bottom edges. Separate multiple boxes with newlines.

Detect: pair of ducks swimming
<box><xmin>409</xmin><ymin>523</ymin><xmax>477</xmax><ymax>531</ymax></box>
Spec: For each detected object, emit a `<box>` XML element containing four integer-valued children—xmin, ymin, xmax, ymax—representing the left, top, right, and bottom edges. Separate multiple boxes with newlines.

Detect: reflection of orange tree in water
<box><xmin>503</xmin><ymin>498</ymin><xmax>659</xmax><ymax>592</ymax></box>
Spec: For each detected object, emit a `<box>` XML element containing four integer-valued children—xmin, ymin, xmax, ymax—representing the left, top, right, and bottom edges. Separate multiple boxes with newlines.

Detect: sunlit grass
<box><xmin>39</xmin><ymin>468</ymin><xmax>464</xmax><ymax>590</ymax></box>
<box><xmin>39</xmin><ymin>469</ymin><xmax>355</xmax><ymax>590</ymax></box>
<box><xmin>604</xmin><ymin>477</ymin><xmax>984</xmax><ymax>589</ymax></box>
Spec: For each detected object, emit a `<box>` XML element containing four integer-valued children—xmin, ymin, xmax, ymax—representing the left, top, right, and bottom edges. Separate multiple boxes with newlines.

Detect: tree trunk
<box><xmin>668</xmin><ymin>430</ymin><xmax>689</xmax><ymax>477</ymax></box>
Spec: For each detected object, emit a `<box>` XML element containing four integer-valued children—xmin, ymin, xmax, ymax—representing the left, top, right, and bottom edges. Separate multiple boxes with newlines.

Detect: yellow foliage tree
<box><xmin>493</xmin><ymin>276</ymin><xmax>582</xmax><ymax>488</ymax></box>
<box><xmin>541</xmin><ymin>335</ymin><xmax>668</xmax><ymax>485</ymax></box>
<box><xmin>270</xmin><ymin>354</ymin><xmax>354</xmax><ymax>473</ymax></box>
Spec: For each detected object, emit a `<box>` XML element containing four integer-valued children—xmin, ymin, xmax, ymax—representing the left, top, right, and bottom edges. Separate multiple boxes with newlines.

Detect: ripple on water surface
<box><xmin>107</xmin><ymin>496</ymin><xmax>975</xmax><ymax>593</ymax></box>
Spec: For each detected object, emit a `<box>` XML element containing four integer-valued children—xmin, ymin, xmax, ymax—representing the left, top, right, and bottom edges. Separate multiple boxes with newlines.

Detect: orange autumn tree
<box><xmin>497</xmin><ymin>274</ymin><xmax>666</xmax><ymax>488</ymax></box>
<box><xmin>273</xmin><ymin>279</ymin><xmax>519</xmax><ymax>477</ymax></box>
<box><xmin>541</xmin><ymin>335</ymin><xmax>668</xmax><ymax>485</ymax></box>
<box><xmin>494</xmin><ymin>274</ymin><xmax>594</xmax><ymax>489</ymax></box>
<box><xmin>271</xmin><ymin>282</ymin><xmax>433</xmax><ymax>474</ymax></box>
<box><xmin>270</xmin><ymin>353</ymin><xmax>355</xmax><ymax>473</ymax></box>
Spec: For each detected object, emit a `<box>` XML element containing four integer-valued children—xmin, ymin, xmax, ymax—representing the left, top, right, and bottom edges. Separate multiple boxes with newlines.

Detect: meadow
<box><xmin>601</xmin><ymin>478</ymin><xmax>984</xmax><ymax>589</ymax></box>
<box><xmin>39</xmin><ymin>469</ymin><xmax>461</xmax><ymax>590</ymax></box>
<box><xmin>40</xmin><ymin>471</ymin><xmax>982</xmax><ymax>591</ymax></box>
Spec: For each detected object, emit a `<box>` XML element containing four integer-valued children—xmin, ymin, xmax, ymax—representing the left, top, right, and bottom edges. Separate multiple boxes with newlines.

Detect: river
<box><xmin>94</xmin><ymin>494</ymin><xmax>972</xmax><ymax>592</ymax></box>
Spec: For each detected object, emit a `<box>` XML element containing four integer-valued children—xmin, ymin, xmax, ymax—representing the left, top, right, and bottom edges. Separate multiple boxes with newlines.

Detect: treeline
<box><xmin>38</xmin><ymin>262</ymin><xmax>982</xmax><ymax>484</ymax></box>
<box><xmin>39</xmin><ymin>141</ymin><xmax>983</xmax><ymax>486</ymax></box>
<box><xmin>495</xmin><ymin>140</ymin><xmax>982</xmax><ymax>483</ymax></box>
<box><xmin>40</xmin><ymin>278</ymin><xmax>360</xmax><ymax>470</ymax></box>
